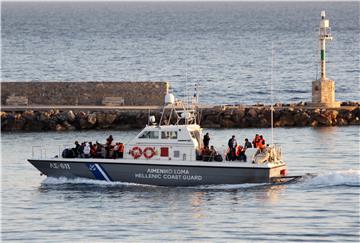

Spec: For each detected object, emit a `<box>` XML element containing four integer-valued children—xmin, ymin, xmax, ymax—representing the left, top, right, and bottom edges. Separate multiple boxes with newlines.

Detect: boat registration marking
<box><xmin>49</xmin><ymin>162</ymin><xmax>71</xmax><ymax>170</ymax></box>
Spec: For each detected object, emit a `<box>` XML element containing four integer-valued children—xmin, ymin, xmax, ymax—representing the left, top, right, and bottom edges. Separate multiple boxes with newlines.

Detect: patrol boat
<box><xmin>28</xmin><ymin>94</ymin><xmax>297</xmax><ymax>186</ymax></box>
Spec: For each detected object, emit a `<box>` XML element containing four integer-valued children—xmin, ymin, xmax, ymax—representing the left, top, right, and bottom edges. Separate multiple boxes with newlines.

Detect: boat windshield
<box><xmin>138</xmin><ymin>131</ymin><xmax>159</xmax><ymax>139</ymax></box>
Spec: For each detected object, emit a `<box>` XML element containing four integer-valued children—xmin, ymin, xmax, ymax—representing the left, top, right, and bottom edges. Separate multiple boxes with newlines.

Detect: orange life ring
<box><xmin>143</xmin><ymin>147</ymin><xmax>156</xmax><ymax>159</ymax></box>
<box><xmin>130</xmin><ymin>146</ymin><xmax>142</xmax><ymax>159</ymax></box>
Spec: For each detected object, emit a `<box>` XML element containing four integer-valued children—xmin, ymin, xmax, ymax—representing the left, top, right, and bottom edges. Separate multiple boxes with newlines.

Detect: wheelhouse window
<box><xmin>161</xmin><ymin>131</ymin><xmax>178</xmax><ymax>139</ymax></box>
<box><xmin>138</xmin><ymin>131</ymin><xmax>159</xmax><ymax>139</ymax></box>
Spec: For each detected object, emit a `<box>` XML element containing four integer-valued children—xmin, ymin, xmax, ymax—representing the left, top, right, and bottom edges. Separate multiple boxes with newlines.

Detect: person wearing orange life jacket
<box><xmin>252</xmin><ymin>134</ymin><xmax>260</xmax><ymax>148</ymax></box>
<box><xmin>258</xmin><ymin>135</ymin><xmax>266</xmax><ymax>151</ymax></box>
<box><xmin>118</xmin><ymin>143</ymin><xmax>124</xmax><ymax>158</ymax></box>
<box><xmin>235</xmin><ymin>145</ymin><xmax>242</xmax><ymax>157</ymax></box>
<box><xmin>236</xmin><ymin>144</ymin><xmax>247</xmax><ymax>162</ymax></box>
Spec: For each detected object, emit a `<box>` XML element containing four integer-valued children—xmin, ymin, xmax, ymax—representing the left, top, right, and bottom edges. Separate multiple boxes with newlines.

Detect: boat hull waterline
<box><xmin>28</xmin><ymin>159</ymin><xmax>287</xmax><ymax>186</ymax></box>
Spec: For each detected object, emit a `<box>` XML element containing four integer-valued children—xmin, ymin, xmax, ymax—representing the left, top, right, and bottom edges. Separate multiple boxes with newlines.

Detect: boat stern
<box><xmin>269</xmin><ymin>162</ymin><xmax>288</xmax><ymax>178</ymax></box>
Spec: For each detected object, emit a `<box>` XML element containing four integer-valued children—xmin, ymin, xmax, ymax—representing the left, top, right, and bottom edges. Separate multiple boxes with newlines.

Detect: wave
<box><xmin>301</xmin><ymin>169</ymin><xmax>360</xmax><ymax>188</ymax></box>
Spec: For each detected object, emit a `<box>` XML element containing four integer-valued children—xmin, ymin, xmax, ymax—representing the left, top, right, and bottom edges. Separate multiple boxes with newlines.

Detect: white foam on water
<box><xmin>41</xmin><ymin>177</ymin><xmax>154</xmax><ymax>187</ymax></box>
<box><xmin>303</xmin><ymin>169</ymin><xmax>360</xmax><ymax>187</ymax></box>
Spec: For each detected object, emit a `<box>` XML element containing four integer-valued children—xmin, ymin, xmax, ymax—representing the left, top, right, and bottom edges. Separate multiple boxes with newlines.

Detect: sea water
<box><xmin>1</xmin><ymin>127</ymin><xmax>359</xmax><ymax>242</ymax></box>
<box><xmin>1</xmin><ymin>1</ymin><xmax>359</xmax><ymax>104</ymax></box>
<box><xmin>1</xmin><ymin>1</ymin><xmax>360</xmax><ymax>242</ymax></box>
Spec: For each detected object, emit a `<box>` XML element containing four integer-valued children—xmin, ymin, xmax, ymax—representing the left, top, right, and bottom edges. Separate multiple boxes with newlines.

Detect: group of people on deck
<box><xmin>63</xmin><ymin>135</ymin><xmax>125</xmax><ymax>159</ymax></box>
<box><xmin>200</xmin><ymin>132</ymin><xmax>267</xmax><ymax>162</ymax></box>
<box><xmin>228</xmin><ymin>134</ymin><xmax>267</xmax><ymax>161</ymax></box>
<box><xmin>198</xmin><ymin>133</ymin><xmax>222</xmax><ymax>161</ymax></box>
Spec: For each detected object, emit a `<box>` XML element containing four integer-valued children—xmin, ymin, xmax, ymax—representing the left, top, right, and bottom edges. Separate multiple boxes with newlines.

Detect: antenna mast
<box><xmin>271</xmin><ymin>42</ymin><xmax>274</xmax><ymax>145</ymax></box>
<box><xmin>319</xmin><ymin>10</ymin><xmax>332</xmax><ymax>80</ymax></box>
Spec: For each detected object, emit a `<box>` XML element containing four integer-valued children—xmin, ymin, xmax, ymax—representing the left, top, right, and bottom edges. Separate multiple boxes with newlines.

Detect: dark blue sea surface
<box><xmin>1</xmin><ymin>1</ymin><xmax>359</xmax><ymax>104</ymax></box>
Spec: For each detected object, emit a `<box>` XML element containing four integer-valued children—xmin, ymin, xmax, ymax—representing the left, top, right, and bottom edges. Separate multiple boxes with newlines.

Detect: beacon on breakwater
<box><xmin>311</xmin><ymin>10</ymin><xmax>340</xmax><ymax>108</ymax></box>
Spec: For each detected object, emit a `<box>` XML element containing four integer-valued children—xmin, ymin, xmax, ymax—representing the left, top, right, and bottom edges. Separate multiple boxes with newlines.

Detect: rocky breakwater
<box><xmin>200</xmin><ymin>102</ymin><xmax>360</xmax><ymax>128</ymax></box>
<box><xmin>1</xmin><ymin>102</ymin><xmax>359</xmax><ymax>131</ymax></box>
<box><xmin>1</xmin><ymin>109</ymin><xmax>155</xmax><ymax>132</ymax></box>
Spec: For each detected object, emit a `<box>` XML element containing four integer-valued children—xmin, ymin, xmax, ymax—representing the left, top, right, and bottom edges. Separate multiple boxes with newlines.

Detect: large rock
<box><xmin>105</xmin><ymin>113</ymin><xmax>117</xmax><ymax>124</ymax></box>
<box><xmin>323</xmin><ymin>110</ymin><xmax>338</xmax><ymax>122</ymax></box>
<box><xmin>294</xmin><ymin>111</ymin><xmax>310</xmax><ymax>126</ymax></box>
<box><xmin>56</xmin><ymin>124</ymin><xmax>67</xmax><ymax>131</ymax></box>
<box><xmin>13</xmin><ymin>114</ymin><xmax>26</xmax><ymax>130</ymax></box>
<box><xmin>63</xmin><ymin>121</ymin><xmax>76</xmax><ymax>131</ymax></box>
<box><xmin>55</xmin><ymin>111</ymin><xmax>68</xmax><ymax>123</ymax></box>
<box><xmin>94</xmin><ymin>112</ymin><xmax>118</xmax><ymax>128</ymax></box>
<box><xmin>67</xmin><ymin>110</ymin><xmax>76</xmax><ymax>122</ymax></box>
<box><xmin>336</xmin><ymin>118</ymin><xmax>348</xmax><ymax>126</ymax></box>
<box><xmin>22</xmin><ymin>110</ymin><xmax>35</xmax><ymax>121</ymax></box>
<box><xmin>87</xmin><ymin>113</ymin><xmax>97</xmax><ymax>125</ymax></box>
<box><xmin>2</xmin><ymin>113</ymin><xmax>15</xmax><ymax>131</ymax></box>
<box><xmin>338</xmin><ymin>109</ymin><xmax>352</xmax><ymax>120</ymax></box>
<box><xmin>96</xmin><ymin>112</ymin><xmax>107</xmax><ymax>126</ymax></box>
<box><xmin>220</xmin><ymin>118</ymin><xmax>235</xmax><ymax>128</ymax></box>
<box><xmin>313</xmin><ymin>113</ymin><xmax>332</xmax><ymax>126</ymax></box>
<box><xmin>278</xmin><ymin>111</ymin><xmax>295</xmax><ymax>127</ymax></box>
<box><xmin>258</xmin><ymin>118</ymin><xmax>269</xmax><ymax>127</ymax></box>
<box><xmin>202</xmin><ymin>115</ymin><xmax>220</xmax><ymax>125</ymax></box>
<box><xmin>351</xmin><ymin>107</ymin><xmax>360</xmax><ymax>118</ymax></box>
<box><xmin>24</xmin><ymin>119</ymin><xmax>44</xmax><ymax>131</ymax></box>
<box><xmin>349</xmin><ymin>117</ymin><xmax>360</xmax><ymax>125</ymax></box>
<box><xmin>76</xmin><ymin>112</ymin><xmax>93</xmax><ymax>129</ymax></box>
<box><xmin>311</xmin><ymin>120</ymin><xmax>318</xmax><ymax>127</ymax></box>
<box><xmin>247</xmin><ymin>108</ymin><xmax>258</xmax><ymax>118</ymax></box>
<box><xmin>39</xmin><ymin>111</ymin><xmax>51</xmax><ymax>123</ymax></box>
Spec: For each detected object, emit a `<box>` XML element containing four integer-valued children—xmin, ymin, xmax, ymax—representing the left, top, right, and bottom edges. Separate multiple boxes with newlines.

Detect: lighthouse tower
<box><xmin>311</xmin><ymin>11</ymin><xmax>340</xmax><ymax>107</ymax></box>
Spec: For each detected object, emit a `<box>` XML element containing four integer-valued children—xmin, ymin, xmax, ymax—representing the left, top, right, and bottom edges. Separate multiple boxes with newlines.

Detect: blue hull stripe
<box><xmin>95</xmin><ymin>164</ymin><xmax>112</xmax><ymax>182</ymax></box>
<box><xmin>86</xmin><ymin>163</ymin><xmax>112</xmax><ymax>181</ymax></box>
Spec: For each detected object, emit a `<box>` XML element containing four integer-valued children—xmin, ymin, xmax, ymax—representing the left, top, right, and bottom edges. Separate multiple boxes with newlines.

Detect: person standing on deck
<box><xmin>203</xmin><ymin>133</ymin><xmax>210</xmax><ymax>148</ymax></box>
<box><xmin>228</xmin><ymin>135</ymin><xmax>237</xmax><ymax>160</ymax></box>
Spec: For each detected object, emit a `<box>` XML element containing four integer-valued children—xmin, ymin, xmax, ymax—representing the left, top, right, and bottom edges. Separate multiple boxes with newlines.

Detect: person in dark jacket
<box><xmin>227</xmin><ymin>135</ymin><xmax>237</xmax><ymax>161</ymax></box>
<box><xmin>244</xmin><ymin>138</ymin><xmax>252</xmax><ymax>148</ymax></box>
<box><xmin>73</xmin><ymin>141</ymin><xmax>81</xmax><ymax>157</ymax></box>
<box><xmin>203</xmin><ymin>133</ymin><xmax>210</xmax><ymax>148</ymax></box>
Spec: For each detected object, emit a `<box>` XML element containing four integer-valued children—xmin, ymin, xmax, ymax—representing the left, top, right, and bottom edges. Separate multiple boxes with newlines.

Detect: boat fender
<box><xmin>143</xmin><ymin>147</ymin><xmax>156</xmax><ymax>159</ymax></box>
<box><xmin>130</xmin><ymin>146</ymin><xmax>142</xmax><ymax>159</ymax></box>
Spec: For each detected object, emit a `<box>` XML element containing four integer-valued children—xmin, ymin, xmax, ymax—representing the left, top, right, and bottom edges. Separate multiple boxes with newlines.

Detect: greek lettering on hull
<box><xmin>135</xmin><ymin>167</ymin><xmax>202</xmax><ymax>181</ymax></box>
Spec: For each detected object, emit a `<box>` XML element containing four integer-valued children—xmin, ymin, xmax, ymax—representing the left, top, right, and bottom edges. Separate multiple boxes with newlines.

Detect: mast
<box><xmin>271</xmin><ymin>42</ymin><xmax>274</xmax><ymax>145</ymax></box>
<box><xmin>319</xmin><ymin>10</ymin><xmax>333</xmax><ymax>80</ymax></box>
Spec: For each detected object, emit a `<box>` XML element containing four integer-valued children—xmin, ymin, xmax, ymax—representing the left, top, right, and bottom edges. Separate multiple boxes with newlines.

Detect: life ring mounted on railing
<box><xmin>143</xmin><ymin>147</ymin><xmax>156</xmax><ymax>159</ymax></box>
<box><xmin>130</xmin><ymin>146</ymin><xmax>142</xmax><ymax>159</ymax></box>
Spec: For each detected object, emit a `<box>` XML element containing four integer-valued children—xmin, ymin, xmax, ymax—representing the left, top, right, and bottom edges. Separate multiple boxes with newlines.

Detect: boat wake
<box><xmin>41</xmin><ymin>177</ymin><xmax>155</xmax><ymax>188</ymax></box>
<box><xmin>40</xmin><ymin>169</ymin><xmax>359</xmax><ymax>190</ymax></box>
<box><xmin>300</xmin><ymin>169</ymin><xmax>360</xmax><ymax>188</ymax></box>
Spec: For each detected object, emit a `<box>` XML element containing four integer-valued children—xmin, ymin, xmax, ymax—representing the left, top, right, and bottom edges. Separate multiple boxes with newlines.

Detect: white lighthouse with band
<box><xmin>311</xmin><ymin>11</ymin><xmax>340</xmax><ymax>107</ymax></box>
